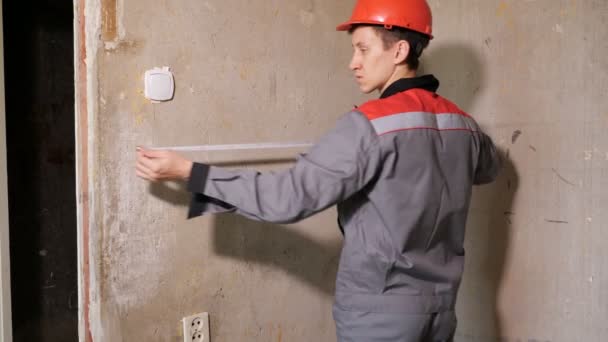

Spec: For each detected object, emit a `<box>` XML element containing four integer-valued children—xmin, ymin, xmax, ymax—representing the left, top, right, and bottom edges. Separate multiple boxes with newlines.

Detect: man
<box><xmin>136</xmin><ymin>0</ymin><xmax>501</xmax><ymax>340</ymax></box>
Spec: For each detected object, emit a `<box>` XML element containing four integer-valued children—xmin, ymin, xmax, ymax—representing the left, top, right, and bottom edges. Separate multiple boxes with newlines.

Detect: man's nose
<box><xmin>349</xmin><ymin>56</ymin><xmax>360</xmax><ymax>71</ymax></box>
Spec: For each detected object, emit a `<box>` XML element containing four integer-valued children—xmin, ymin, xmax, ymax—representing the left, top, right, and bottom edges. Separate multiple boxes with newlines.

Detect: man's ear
<box><xmin>394</xmin><ymin>40</ymin><xmax>410</xmax><ymax>65</ymax></box>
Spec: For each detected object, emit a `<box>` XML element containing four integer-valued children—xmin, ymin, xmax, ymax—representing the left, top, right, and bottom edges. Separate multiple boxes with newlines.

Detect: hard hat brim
<box><xmin>336</xmin><ymin>20</ymin><xmax>387</xmax><ymax>31</ymax></box>
<box><xmin>336</xmin><ymin>20</ymin><xmax>433</xmax><ymax>39</ymax></box>
<box><xmin>336</xmin><ymin>20</ymin><xmax>354</xmax><ymax>31</ymax></box>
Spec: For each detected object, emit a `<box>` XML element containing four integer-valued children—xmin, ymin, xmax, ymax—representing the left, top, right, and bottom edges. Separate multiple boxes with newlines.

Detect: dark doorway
<box><xmin>3</xmin><ymin>0</ymin><xmax>77</xmax><ymax>341</ymax></box>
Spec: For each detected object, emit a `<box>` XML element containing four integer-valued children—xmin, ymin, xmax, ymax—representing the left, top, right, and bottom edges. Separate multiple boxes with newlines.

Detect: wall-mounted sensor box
<box><xmin>144</xmin><ymin>66</ymin><xmax>174</xmax><ymax>102</ymax></box>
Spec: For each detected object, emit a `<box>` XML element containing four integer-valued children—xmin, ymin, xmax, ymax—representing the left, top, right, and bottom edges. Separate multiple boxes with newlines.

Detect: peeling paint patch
<box><xmin>240</xmin><ymin>64</ymin><xmax>250</xmax><ymax>81</ymax></box>
<box><xmin>584</xmin><ymin>150</ymin><xmax>593</xmax><ymax>160</ymax></box>
<box><xmin>496</xmin><ymin>2</ymin><xmax>509</xmax><ymax>17</ymax></box>
<box><xmin>106</xmin><ymin>39</ymin><xmax>142</xmax><ymax>53</ymax></box>
<box><xmin>560</xmin><ymin>0</ymin><xmax>578</xmax><ymax>17</ymax></box>
<box><xmin>203</xmin><ymin>1</ymin><xmax>217</xmax><ymax>13</ymax></box>
<box><xmin>239</xmin><ymin>61</ymin><xmax>258</xmax><ymax>82</ymax></box>
<box><xmin>103</xmin><ymin>0</ymin><xmax>130</xmax><ymax>50</ymax></box>
<box><xmin>553</xmin><ymin>24</ymin><xmax>564</xmax><ymax>34</ymax></box>
<box><xmin>130</xmin><ymin>92</ymin><xmax>149</xmax><ymax>118</ymax></box>
<box><xmin>299</xmin><ymin>10</ymin><xmax>316</xmax><ymax>28</ymax></box>
<box><xmin>495</xmin><ymin>2</ymin><xmax>515</xmax><ymax>29</ymax></box>
<box><xmin>101</xmin><ymin>0</ymin><xmax>118</xmax><ymax>42</ymax></box>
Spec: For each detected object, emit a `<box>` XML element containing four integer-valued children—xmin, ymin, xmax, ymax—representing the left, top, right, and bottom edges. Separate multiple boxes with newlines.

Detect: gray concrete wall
<box><xmin>76</xmin><ymin>0</ymin><xmax>608</xmax><ymax>341</ymax></box>
<box><xmin>424</xmin><ymin>1</ymin><xmax>608</xmax><ymax>341</ymax></box>
<box><xmin>79</xmin><ymin>0</ymin><xmax>367</xmax><ymax>341</ymax></box>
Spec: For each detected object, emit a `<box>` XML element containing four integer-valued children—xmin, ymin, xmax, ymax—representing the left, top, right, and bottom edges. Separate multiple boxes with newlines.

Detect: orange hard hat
<box><xmin>336</xmin><ymin>0</ymin><xmax>433</xmax><ymax>39</ymax></box>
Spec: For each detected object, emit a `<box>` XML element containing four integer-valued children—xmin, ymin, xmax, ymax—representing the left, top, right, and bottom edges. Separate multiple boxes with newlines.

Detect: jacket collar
<box><xmin>380</xmin><ymin>74</ymin><xmax>440</xmax><ymax>99</ymax></box>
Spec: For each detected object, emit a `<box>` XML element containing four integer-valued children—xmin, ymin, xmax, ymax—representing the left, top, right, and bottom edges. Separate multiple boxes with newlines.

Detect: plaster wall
<box><xmin>76</xmin><ymin>0</ymin><xmax>608</xmax><ymax>341</ymax></box>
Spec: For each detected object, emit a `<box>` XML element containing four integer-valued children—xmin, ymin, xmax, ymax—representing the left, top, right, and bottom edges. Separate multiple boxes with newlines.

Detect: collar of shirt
<box><xmin>380</xmin><ymin>74</ymin><xmax>440</xmax><ymax>99</ymax></box>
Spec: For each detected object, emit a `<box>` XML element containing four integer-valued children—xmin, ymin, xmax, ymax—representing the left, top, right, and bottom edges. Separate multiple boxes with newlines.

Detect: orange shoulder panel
<box><xmin>356</xmin><ymin>89</ymin><xmax>470</xmax><ymax>120</ymax></box>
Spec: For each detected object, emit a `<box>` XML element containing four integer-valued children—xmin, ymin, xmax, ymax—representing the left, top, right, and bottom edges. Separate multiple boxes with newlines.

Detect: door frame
<box><xmin>0</xmin><ymin>0</ymin><xmax>14</xmax><ymax>340</ymax></box>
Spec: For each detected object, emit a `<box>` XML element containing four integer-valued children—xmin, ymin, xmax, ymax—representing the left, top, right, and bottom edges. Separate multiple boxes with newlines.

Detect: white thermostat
<box><xmin>144</xmin><ymin>66</ymin><xmax>175</xmax><ymax>102</ymax></box>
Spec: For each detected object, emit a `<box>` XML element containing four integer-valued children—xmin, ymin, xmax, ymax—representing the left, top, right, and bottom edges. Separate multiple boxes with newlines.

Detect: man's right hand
<box><xmin>135</xmin><ymin>147</ymin><xmax>194</xmax><ymax>182</ymax></box>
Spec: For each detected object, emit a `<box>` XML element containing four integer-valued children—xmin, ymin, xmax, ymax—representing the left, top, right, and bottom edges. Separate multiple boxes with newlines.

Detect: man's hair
<box><xmin>350</xmin><ymin>25</ymin><xmax>430</xmax><ymax>70</ymax></box>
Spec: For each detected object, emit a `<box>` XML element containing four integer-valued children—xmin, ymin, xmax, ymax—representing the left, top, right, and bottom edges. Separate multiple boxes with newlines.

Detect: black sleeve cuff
<box><xmin>187</xmin><ymin>162</ymin><xmax>210</xmax><ymax>194</ymax></box>
<box><xmin>187</xmin><ymin>194</ymin><xmax>236</xmax><ymax>219</ymax></box>
<box><xmin>186</xmin><ymin>163</ymin><xmax>235</xmax><ymax>219</ymax></box>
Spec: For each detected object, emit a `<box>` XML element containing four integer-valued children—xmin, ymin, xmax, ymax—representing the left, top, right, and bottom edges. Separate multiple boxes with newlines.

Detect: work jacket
<box><xmin>187</xmin><ymin>75</ymin><xmax>501</xmax><ymax>314</ymax></box>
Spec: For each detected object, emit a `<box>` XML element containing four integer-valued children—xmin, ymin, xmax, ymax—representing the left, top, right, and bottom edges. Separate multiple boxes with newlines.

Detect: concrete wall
<box><xmin>76</xmin><ymin>0</ymin><xmax>608</xmax><ymax>341</ymax></box>
<box><xmin>78</xmin><ymin>0</ymin><xmax>367</xmax><ymax>341</ymax></box>
<box><xmin>425</xmin><ymin>1</ymin><xmax>608</xmax><ymax>341</ymax></box>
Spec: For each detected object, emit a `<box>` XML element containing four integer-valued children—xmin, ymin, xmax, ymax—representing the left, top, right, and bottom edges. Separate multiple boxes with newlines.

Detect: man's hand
<box><xmin>135</xmin><ymin>147</ymin><xmax>194</xmax><ymax>182</ymax></box>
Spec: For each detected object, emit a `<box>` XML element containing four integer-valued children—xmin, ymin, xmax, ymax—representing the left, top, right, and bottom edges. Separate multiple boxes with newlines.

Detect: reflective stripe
<box><xmin>369</xmin><ymin>112</ymin><xmax>480</xmax><ymax>135</ymax></box>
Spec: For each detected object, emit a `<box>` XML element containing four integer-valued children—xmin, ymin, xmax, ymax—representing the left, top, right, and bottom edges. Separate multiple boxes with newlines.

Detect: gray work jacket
<box><xmin>187</xmin><ymin>75</ymin><xmax>501</xmax><ymax>314</ymax></box>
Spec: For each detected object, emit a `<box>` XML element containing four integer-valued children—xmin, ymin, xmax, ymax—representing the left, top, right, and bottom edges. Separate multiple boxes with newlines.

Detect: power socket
<box><xmin>182</xmin><ymin>312</ymin><xmax>210</xmax><ymax>342</ymax></box>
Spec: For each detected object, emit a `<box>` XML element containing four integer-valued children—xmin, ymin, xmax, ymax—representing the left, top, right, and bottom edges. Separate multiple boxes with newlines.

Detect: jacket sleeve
<box><xmin>473</xmin><ymin>132</ymin><xmax>502</xmax><ymax>185</ymax></box>
<box><xmin>187</xmin><ymin>111</ymin><xmax>382</xmax><ymax>223</ymax></box>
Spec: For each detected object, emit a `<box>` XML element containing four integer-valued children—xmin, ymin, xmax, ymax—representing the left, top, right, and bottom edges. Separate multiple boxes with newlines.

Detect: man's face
<box><xmin>349</xmin><ymin>26</ymin><xmax>397</xmax><ymax>94</ymax></box>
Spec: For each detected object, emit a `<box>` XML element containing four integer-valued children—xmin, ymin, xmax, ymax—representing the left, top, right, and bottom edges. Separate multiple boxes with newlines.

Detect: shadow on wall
<box><xmin>456</xmin><ymin>151</ymin><xmax>517</xmax><ymax>341</ymax></box>
<box><xmin>420</xmin><ymin>42</ymin><xmax>484</xmax><ymax>112</ymax></box>
<box><xmin>484</xmin><ymin>151</ymin><xmax>518</xmax><ymax>341</ymax></box>
<box><xmin>421</xmin><ymin>43</ymin><xmax>518</xmax><ymax>340</ymax></box>
<box><xmin>211</xmin><ymin>214</ymin><xmax>341</xmax><ymax>297</ymax></box>
<box><xmin>150</xmin><ymin>181</ymin><xmax>191</xmax><ymax>207</ymax></box>
<box><xmin>148</xmin><ymin>162</ymin><xmax>342</xmax><ymax>298</ymax></box>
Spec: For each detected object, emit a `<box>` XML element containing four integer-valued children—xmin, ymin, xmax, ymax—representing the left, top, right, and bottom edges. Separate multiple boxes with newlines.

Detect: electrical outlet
<box><xmin>182</xmin><ymin>312</ymin><xmax>210</xmax><ymax>342</ymax></box>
